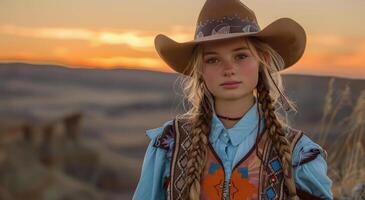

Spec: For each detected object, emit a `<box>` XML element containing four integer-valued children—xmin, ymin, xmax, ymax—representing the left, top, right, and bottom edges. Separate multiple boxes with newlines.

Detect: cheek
<box><xmin>202</xmin><ymin>67</ymin><xmax>219</xmax><ymax>90</ymax></box>
<box><xmin>238</xmin><ymin>61</ymin><xmax>259</xmax><ymax>85</ymax></box>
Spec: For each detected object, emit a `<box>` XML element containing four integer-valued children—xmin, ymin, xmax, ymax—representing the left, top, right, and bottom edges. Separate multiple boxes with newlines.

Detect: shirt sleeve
<box><xmin>132</xmin><ymin>120</ymin><xmax>173</xmax><ymax>200</ymax></box>
<box><xmin>292</xmin><ymin>134</ymin><xmax>334</xmax><ymax>200</ymax></box>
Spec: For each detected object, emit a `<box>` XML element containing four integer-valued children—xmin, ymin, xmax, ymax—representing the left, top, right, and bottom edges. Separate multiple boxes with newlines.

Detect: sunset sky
<box><xmin>0</xmin><ymin>0</ymin><xmax>364</xmax><ymax>79</ymax></box>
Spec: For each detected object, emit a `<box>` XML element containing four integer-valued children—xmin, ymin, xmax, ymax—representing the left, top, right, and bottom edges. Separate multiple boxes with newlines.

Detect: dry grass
<box><xmin>316</xmin><ymin>77</ymin><xmax>365</xmax><ymax>198</ymax></box>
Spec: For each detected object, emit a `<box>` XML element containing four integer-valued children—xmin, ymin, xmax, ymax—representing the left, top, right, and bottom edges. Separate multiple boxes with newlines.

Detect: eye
<box><xmin>235</xmin><ymin>54</ymin><xmax>248</xmax><ymax>60</ymax></box>
<box><xmin>205</xmin><ymin>57</ymin><xmax>219</xmax><ymax>64</ymax></box>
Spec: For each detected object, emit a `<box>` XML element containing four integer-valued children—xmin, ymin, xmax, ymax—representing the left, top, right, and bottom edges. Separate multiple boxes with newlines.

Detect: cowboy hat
<box><xmin>154</xmin><ymin>0</ymin><xmax>307</xmax><ymax>76</ymax></box>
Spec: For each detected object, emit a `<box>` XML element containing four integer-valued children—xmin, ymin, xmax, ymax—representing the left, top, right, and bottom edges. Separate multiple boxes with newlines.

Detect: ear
<box><xmin>257</xmin><ymin>51</ymin><xmax>269</xmax><ymax>73</ymax></box>
<box><xmin>262</xmin><ymin>51</ymin><xmax>270</xmax><ymax>64</ymax></box>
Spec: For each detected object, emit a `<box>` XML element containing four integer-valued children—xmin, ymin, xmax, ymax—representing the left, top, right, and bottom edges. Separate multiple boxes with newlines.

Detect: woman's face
<box><xmin>201</xmin><ymin>37</ymin><xmax>260</xmax><ymax>101</ymax></box>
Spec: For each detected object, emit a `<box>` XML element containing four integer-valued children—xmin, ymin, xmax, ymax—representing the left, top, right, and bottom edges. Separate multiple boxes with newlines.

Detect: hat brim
<box><xmin>154</xmin><ymin>17</ymin><xmax>306</xmax><ymax>75</ymax></box>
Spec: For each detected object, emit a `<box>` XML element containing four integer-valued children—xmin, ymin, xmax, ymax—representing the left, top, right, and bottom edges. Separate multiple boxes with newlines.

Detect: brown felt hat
<box><xmin>154</xmin><ymin>0</ymin><xmax>307</xmax><ymax>76</ymax></box>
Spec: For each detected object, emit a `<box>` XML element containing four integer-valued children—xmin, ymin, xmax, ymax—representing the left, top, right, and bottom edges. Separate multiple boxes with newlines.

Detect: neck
<box><xmin>214</xmin><ymin>94</ymin><xmax>255</xmax><ymax>129</ymax></box>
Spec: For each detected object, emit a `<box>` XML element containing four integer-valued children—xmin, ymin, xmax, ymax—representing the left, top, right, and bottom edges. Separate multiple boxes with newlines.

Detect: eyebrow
<box><xmin>203</xmin><ymin>47</ymin><xmax>249</xmax><ymax>56</ymax></box>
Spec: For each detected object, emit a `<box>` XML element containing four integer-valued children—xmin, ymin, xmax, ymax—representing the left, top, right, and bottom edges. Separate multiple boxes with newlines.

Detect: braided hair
<box><xmin>186</xmin><ymin>94</ymin><xmax>213</xmax><ymax>200</ymax></box>
<box><xmin>178</xmin><ymin>45</ymin><xmax>215</xmax><ymax>200</ymax></box>
<box><xmin>256</xmin><ymin>71</ymin><xmax>299</xmax><ymax>199</ymax></box>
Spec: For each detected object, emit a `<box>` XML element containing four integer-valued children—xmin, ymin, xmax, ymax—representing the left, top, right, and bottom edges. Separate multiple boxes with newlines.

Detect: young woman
<box><xmin>133</xmin><ymin>0</ymin><xmax>333</xmax><ymax>199</ymax></box>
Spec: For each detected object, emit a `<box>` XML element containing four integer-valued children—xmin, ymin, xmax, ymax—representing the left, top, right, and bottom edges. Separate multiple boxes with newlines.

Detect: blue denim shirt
<box><xmin>133</xmin><ymin>98</ymin><xmax>333</xmax><ymax>200</ymax></box>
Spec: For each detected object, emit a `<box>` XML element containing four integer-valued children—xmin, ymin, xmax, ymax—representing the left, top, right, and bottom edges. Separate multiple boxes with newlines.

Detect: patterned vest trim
<box><xmin>166</xmin><ymin>117</ymin><xmax>303</xmax><ymax>200</ymax></box>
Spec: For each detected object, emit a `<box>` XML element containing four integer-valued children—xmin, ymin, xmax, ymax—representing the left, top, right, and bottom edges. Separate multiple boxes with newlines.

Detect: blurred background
<box><xmin>0</xmin><ymin>0</ymin><xmax>364</xmax><ymax>199</ymax></box>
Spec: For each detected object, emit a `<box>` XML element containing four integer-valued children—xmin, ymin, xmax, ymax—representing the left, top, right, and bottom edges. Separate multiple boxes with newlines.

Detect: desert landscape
<box><xmin>0</xmin><ymin>62</ymin><xmax>364</xmax><ymax>199</ymax></box>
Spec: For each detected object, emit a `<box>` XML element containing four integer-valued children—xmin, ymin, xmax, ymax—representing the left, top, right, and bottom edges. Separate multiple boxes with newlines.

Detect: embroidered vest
<box><xmin>199</xmin><ymin>124</ymin><xmax>301</xmax><ymax>200</ymax></box>
<box><xmin>153</xmin><ymin>118</ymin><xmax>323</xmax><ymax>200</ymax></box>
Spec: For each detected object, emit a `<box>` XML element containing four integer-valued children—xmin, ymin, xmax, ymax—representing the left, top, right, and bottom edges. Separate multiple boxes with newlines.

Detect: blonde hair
<box><xmin>175</xmin><ymin>36</ymin><xmax>299</xmax><ymax>200</ymax></box>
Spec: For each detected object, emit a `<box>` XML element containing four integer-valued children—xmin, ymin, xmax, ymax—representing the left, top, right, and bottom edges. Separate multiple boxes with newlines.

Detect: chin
<box><xmin>217</xmin><ymin>93</ymin><xmax>248</xmax><ymax>101</ymax></box>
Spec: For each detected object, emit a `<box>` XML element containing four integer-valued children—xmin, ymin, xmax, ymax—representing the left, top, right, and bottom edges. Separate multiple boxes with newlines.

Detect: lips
<box><xmin>220</xmin><ymin>81</ymin><xmax>242</xmax><ymax>86</ymax></box>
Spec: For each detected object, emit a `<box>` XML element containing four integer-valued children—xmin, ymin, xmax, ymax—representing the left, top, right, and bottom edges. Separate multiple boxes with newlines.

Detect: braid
<box><xmin>186</xmin><ymin>94</ymin><xmax>213</xmax><ymax>200</ymax></box>
<box><xmin>256</xmin><ymin>72</ymin><xmax>299</xmax><ymax>200</ymax></box>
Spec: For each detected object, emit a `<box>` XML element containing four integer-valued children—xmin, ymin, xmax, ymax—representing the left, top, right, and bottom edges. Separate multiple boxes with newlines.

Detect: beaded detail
<box><xmin>195</xmin><ymin>14</ymin><xmax>260</xmax><ymax>39</ymax></box>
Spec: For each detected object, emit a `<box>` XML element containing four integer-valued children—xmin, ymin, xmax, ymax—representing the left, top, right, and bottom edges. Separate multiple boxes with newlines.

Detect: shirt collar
<box><xmin>209</xmin><ymin>97</ymin><xmax>261</xmax><ymax>146</ymax></box>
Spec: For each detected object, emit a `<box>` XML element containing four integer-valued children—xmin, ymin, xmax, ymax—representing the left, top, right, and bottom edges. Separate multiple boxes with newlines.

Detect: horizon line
<box><xmin>0</xmin><ymin>60</ymin><xmax>364</xmax><ymax>81</ymax></box>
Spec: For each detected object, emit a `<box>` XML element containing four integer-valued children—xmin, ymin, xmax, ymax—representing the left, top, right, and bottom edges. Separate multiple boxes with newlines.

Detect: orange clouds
<box><xmin>0</xmin><ymin>24</ymin><xmax>195</xmax><ymax>72</ymax></box>
<box><xmin>0</xmin><ymin>25</ymin><xmax>156</xmax><ymax>49</ymax></box>
<box><xmin>0</xmin><ymin>24</ymin><xmax>193</xmax><ymax>49</ymax></box>
<box><xmin>285</xmin><ymin>34</ymin><xmax>365</xmax><ymax>78</ymax></box>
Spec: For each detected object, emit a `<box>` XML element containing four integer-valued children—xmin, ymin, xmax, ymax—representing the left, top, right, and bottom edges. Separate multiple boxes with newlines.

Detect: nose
<box><xmin>222</xmin><ymin>60</ymin><xmax>235</xmax><ymax>77</ymax></box>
